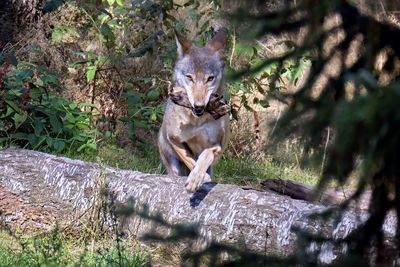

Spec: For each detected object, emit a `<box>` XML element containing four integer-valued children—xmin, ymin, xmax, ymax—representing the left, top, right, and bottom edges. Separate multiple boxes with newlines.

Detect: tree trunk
<box><xmin>0</xmin><ymin>0</ymin><xmax>43</xmax><ymax>47</ymax></box>
<box><xmin>0</xmin><ymin>148</ymin><xmax>397</xmax><ymax>264</ymax></box>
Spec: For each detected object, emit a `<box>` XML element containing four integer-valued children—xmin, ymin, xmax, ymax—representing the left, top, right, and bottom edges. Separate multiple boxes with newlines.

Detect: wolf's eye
<box><xmin>207</xmin><ymin>76</ymin><xmax>214</xmax><ymax>82</ymax></box>
<box><xmin>185</xmin><ymin>74</ymin><xmax>193</xmax><ymax>82</ymax></box>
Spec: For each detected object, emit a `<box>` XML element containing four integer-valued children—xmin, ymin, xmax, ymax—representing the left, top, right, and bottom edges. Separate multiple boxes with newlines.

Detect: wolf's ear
<box><xmin>206</xmin><ymin>30</ymin><xmax>227</xmax><ymax>55</ymax></box>
<box><xmin>175</xmin><ymin>30</ymin><xmax>192</xmax><ymax>58</ymax></box>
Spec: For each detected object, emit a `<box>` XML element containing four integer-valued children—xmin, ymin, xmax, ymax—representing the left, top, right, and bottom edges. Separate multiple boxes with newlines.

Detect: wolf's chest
<box><xmin>177</xmin><ymin>119</ymin><xmax>222</xmax><ymax>155</ymax></box>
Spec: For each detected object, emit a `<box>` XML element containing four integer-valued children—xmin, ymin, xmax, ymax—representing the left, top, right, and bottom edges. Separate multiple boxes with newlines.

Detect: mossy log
<box><xmin>0</xmin><ymin>148</ymin><xmax>396</xmax><ymax>263</ymax></box>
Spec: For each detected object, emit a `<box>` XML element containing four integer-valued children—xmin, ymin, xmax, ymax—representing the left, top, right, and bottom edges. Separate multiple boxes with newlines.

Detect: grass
<box><xmin>215</xmin><ymin>154</ymin><xmax>319</xmax><ymax>187</ymax></box>
<box><xmin>65</xmin><ymin>143</ymin><xmax>165</xmax><ymax>175</ymax></box>
<box><xmin>63</xmin><ymin>141</ymin><xmax>320</xmax><ymax>188</ymax></box>
<box><xmin>0</xmin><ymin>228</ymin><xmax>150</xmax><ymax>267</ymax></box>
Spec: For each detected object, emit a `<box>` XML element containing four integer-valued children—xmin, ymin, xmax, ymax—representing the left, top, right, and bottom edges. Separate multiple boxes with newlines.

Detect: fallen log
<box><xmin>0</xmin><ymin>148</ymin><xmax>397</xmax><ymax>264</ymax></box>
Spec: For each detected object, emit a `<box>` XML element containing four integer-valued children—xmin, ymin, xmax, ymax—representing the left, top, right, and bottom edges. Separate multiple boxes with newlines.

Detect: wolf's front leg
<box><xmin>186</xmin><ymin>145</ymin><xmax>222</xmax><ymax>192</ymax></box>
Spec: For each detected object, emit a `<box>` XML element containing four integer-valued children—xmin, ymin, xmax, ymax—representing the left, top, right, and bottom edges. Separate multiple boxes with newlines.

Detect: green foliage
<box><xmin>46</xmin><ymin>0</ymin><xmax>180</xmax><ymax>141</ymax></box>
<box><xmin>227</xmin><ymin>38</ymin><xmax>311</xmax><ymax>116</ymax></box>
<box><xmin>119</xmin><ymin>79</ymin><xmax>165</xmax><ymax>140</ymax></box>
<box><xmin>231</xmin><ymin>0</ymin><xmax>400</xmax><ymax>264</ymax></box>
<box><xmin>0</xmin><ymin>49</ymin><xmax>101</xmax><ymax>153</ymax></box>
<box><xmin>51</xmin><ymin>25</ymin><xmax>80</xmax><ymax>44</ymax></box>
<box><xmin>0</xmin><ymin>228</ymin><xmax>149</xmax><ymax>266</ymax></box>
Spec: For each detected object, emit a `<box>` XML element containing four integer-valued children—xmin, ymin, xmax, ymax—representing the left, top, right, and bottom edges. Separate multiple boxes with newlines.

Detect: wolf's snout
<box><xmin>193</xmin><ymin>104</ymin><xmax>205</xmax><ymax>116</ymax></box>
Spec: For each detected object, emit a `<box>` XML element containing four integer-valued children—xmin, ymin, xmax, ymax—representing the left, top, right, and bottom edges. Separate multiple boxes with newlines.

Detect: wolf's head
<box><xmin>173</xmin><ymin>30</ymin><xmax>227</xmax><ymax>117</ymax></box>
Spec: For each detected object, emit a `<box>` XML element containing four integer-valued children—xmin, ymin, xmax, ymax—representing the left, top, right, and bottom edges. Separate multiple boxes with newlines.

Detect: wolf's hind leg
<box><xmin>206</xmin><ymin>166</ymin><xmax>214</xmax><ymax>178</ymax></box>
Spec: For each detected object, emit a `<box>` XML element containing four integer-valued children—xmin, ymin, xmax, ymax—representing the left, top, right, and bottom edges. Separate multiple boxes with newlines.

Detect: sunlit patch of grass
<box><xmin>66</xmin><ymin>142</ymin><xmax>165</xmax><ymax>175</ymax></box>
<box><xmin>215</xmin><ymin>154</ymin><xmax>319</xmax><ymax>187</ymax></box>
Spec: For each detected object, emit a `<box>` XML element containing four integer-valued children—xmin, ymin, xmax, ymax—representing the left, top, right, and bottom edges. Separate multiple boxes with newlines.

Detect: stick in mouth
<box><xmin>168</xmin><ymin>82</ymin><xmax>231</xmax><ymax>120</ymax></box>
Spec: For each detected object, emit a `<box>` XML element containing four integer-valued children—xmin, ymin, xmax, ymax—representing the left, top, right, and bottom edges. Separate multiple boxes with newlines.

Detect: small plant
<box><xmin>120</xmin><ymin>78</ymin><xmax>165</xmax><ymax>140</ymax></box>
<box><xmin>0</xmin><ymin>48</ymin><xmax>101</xmax><ymax>153</ymax></box>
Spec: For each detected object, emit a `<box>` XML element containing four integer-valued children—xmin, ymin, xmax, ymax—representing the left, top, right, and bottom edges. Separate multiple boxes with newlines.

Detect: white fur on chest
<box><xmin>165</xmin><ymin>100</ymin><xmax>226</xmax><ymax>155</ymax></box>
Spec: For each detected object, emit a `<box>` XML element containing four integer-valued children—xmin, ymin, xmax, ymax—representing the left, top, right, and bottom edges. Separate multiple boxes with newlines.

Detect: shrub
<box><xmin>0</xmin><ymin>47</ymin><xmax>101</xmax><ymax>152</ymax></box>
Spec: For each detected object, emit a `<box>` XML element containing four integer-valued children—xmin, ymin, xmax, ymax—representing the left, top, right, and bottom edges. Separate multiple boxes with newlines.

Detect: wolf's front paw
<box><xmin>185</xmin><ymin>171</ymin><xmax>211</xmax><ymax>192</ymax></box>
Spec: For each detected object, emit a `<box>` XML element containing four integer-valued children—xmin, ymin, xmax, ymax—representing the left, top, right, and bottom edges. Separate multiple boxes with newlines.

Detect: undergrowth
<box><xmin>0</xmin><ymin>228</ymin><xmax>149</xmax><ymax>267</ymax></box>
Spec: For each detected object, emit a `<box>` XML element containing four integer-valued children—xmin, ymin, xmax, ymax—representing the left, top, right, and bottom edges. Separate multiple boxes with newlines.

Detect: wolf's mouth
<box><xmin>192</xmin><ymin>108</ymin><xmax>204</xmax><ymax>117</ymax></box>
<box><xmin>192</xmin><ymin>105</ymin><xmax>205</xmax><ymax>117</ymax></box>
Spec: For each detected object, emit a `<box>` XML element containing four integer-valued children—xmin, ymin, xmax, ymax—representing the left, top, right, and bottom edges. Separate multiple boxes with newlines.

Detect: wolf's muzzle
<box><xmin>193</xmin><ymin>104</ymin><xmax>205</xmax><ymax>116</ymax></box>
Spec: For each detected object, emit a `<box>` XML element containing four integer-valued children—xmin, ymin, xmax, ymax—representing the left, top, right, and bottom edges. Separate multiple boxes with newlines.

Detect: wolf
<box><xmin>158</xmin><ymin>29</ymin><xmax>230</xmax><ymax>192</ymax></box>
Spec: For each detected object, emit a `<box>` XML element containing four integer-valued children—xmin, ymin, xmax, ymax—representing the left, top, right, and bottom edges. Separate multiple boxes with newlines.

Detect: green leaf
<box><xmin>46</xmin><ymin>136</ymin><xmax>53</xmax><ymax>147</ymax></box>
<box><xmin>69</xmin><ymin>103</ymin><xmax>78</xmax><ymax>110</ymax></box>
<box><xmin>128</xmin><ymin>122</ymin><xmax>135</xmax><ymax>140</ymax></box>
<box><xmin>116</xmin><ymin>0</ymin><xmax>124</xmax><ymax>6</ymax></box>
<box><xmin>100</xmin><ymin>23</ymin><xmax>115</xmax><ymax>43</ymax></box>
<box><xmin>76</xmin><ymin>122</ymin><xmax>90</xmax><ymax>130</ymax></box>
<box><xmin>77</xmin><ymin>143</ymin><xmax>86</xmax><ymax>152</ymax></box>
<box><xmin>37</xmin><ymin>77</ymin><xmax>44</xmax><ymax>87</ymax></box>
<box><xmin>16</xmin><ymin>69</ymin><xmax>34</xmax><ymax>82</ymax></box>
<box><xmin>86</xmin><ymin>142</ymin><xmax>97</xmax><ymax>150</ymax></box>
<box><xmin>134</xmin><ymin>120</ymin><xmax>150</xmax><ymax>129</ymax></box>
<box><xmin>0</xmin><ymin>53</ymin><xmax>18</xmax><ymax>67</ymax></box>
<box><xmin>40</xmin><ymin>74</ymin><xmax>59</xmax><ymax>85</ymax></box>
<box><xmin>64</xmin><ymin>27</ymin><xmax>79</xmax><ymax>37</ymax></box>
<box><xmin>124</xmin><ymin>82</ymin><xmax>134</xmax><ymax>90</ymax></box>
<box><xmin>53</xmin><ymin>140</ymin><xmax>65</xmax><ymax>152</ymax></box>
<box><xmin>49</xmin><ymin>114</ymin><xmax>62</xmax><ymax>134</ymax></box>
<box><xmin>5</xmin><ymin>100</ymin><xmax>19</xmax><ymax>112</ymax></box>
<box><xmin>107</xmin><ymin>0</ymin><xmax>115</xmax><ymax>6</ymax></box>
<box><xmin>200</xmin><ymin>20</ymin><xmax>209</xmax><ymax>33</ymax></box>
<box><xmin>72</xmin><ymin>135</ymin><xmax>85</xmax><ymax>142</ymax></box>
<box><xmin>13</xmin><ymin>111</ymin><xmax>28</xmax><ymax>128</ymax></box>
<box><xmin>127</xmin><ymin>95</ymin><xmax>141</xmax><ymax>107</ymax></box>
<box><xmin>86</xmin><ymin>68</ymin><xmax>97</xmax><ymax>82</ymax></box>
<box><xmin>52</xmin><ymin>26</ymin><xmax>79</xmax><ymax>44</ymax></box>
<box><xmin>119</xmin><ymin>117</ymin><xmax>130</xmax><ymax>122</ymax></box>
<box><xmin>236</xmin><ymin>43</ymin><xmax>254</xmax><ymax>60</ymax></box>
<box><xmin>32</xmin><ymin>136</ymin><xmax>47</xmax><ymax>150</ymax></box>
<box><xmin>151</xmin><ymin>112</ymin><xmax>157</xmax><ymax>121</ymax></box>
<box><xmin>78</xmin><ymin>102</ymin><xmax>98</xmax><ymax>109</ymax></box>
<box><xmin>253</xmin><ymin>97</ymin><xmax>269</xmax><ymax>108</ymax></box>
<box><xmin>147</xmin><ymin>89</ymin><xmax>159</xmax><ymax>101</ymax></box>
<box><xmin>34</xmin><ymin>118</ymin><xmax>44</xmax><ymax>137</ymax></box>
<box><xmin>133</xmin><ymin>78</ymin><xmax>152</xmax><ymax>84</ymax></box>
<box><xmin>3</xmin><ymin>106</ymin><xmax>14</xmax><ymax>118</ymax></box>
<box><xmin>64</xmin><ymin>113</ymin><xmax>76</xmax><ymax>123</ymax></box>
<box><xmin>29</xmin><ymin>87</ymin><xmax>41</xmax><ymax>99</ymax></box>
<box><xmin>28</xmin><ymin>133</ymin><xmax>39</xmax><ymax>146</ymax></box>
<box><xmin>12</xmin><ymin>132</ymin><xmax>28</xmax><ymax>140</ymax></box>
<box><xmin>78</xmin><ymin>142</ymin><xmax>96</xmax><ymax>152</ymax></box>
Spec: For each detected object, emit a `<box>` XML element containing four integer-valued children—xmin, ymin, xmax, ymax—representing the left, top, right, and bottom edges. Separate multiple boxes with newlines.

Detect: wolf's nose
<box><xmin>193</xmin><ymin>104</ymin><xmax>205</xmax><ymax>116</ymax></box>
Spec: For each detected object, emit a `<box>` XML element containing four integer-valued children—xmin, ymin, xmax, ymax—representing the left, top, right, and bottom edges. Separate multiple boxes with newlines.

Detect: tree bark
<box><xmin>0</xmin><ymin>148</ymin><xmax>397</xmax><ymax>263</ymax></box>
<box><xmin>0</xmin><ymin>0</ymin><xmax>43</xmax><ymax>47</ymax></box>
